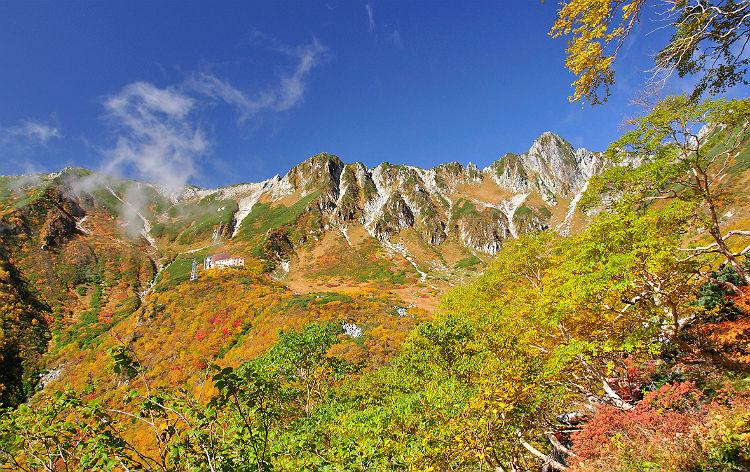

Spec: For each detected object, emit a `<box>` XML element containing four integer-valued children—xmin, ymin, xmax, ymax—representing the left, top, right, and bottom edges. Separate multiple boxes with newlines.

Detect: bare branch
<box><xmin>516</xmin><ymin>431</ymin><xmax>570</xmax><ymax>471</ymax></box>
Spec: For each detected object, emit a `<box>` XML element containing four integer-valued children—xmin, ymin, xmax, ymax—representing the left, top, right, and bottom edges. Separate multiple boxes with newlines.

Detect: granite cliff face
<box><xmin>486</xmin><ymin>132</ymin><xmax>601</xmax><ymax>203</ymax></box>
<box><xmin>209</xmin><ymin>132</ymin><xmax>601</xmax><ymax>257</ymax></box>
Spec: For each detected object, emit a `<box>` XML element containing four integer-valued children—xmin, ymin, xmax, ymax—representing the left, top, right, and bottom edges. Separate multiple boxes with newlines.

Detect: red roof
<box><xmin>209</xmin><ymin>252</ymin><xmax>230</xmax><ymax>261</ymax></box>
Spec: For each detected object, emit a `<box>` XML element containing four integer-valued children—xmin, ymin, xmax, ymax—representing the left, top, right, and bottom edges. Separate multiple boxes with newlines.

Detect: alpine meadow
<box><xmin>2</xmin><ymin>1</ymin><xmax>750</xmax><ymax>471</ymax></box>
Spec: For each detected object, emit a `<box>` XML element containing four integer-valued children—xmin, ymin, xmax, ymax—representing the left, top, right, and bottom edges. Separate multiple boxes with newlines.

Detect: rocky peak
<box><xmin>285</xmin><ymin>152</ymin><xmax>345</xmax><ymax>195</ymax></box>
<box><xmin>484</xmin><ymin>132</ymin><xmax>600</xmax><ymax>203</ymax></box>
<box><xmin>254</xmin><ymin>132</ymin><xmax>601</xmax><ymax>252</ymax></box>
<box><xmin>23</xmin><ymin>132</ymin><xmax>607</xmax><ymax>267</ymax></box>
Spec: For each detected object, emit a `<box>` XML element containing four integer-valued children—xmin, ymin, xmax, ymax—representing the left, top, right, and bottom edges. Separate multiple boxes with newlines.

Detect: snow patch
<box><xmin>75</xmin><ymin>215</ymin><xmax>92</xmax><ymax>234</ymax></box>
<box><xmin>185</xmin><ymin>245</ymin><xmax>210</xmax><ymax>254</ymax></box>
<box><xmin>382</xmin><ymin>239</ymin><xmax>430</xmax><ymax>284</ymax></box>
<box><xmin>497</xmin><ymin>193</ymin><xmax>530</xmax><ymax>239</ymax></box>
<box><xmin>39</xmin><ymin>363</ymin><xmax>67</xmax><ymax>389</ymax></box>
<box><xmin>338</xmin><ymin>224</ymin><xmax>351</xmax><ymax>246</ymax></box>
<box><xmin>140</xmin><ymin>261</ymin><xmax>170</xmax><ymax>300</ymax></box>
<box><xmin>336</xmin><ymin>166</ymin><xmax>347</xmax><ymax>202</ymax></box>
<box><xmin>362</xmin><ymin>166</ymin><xmax>393</xmax><ymax>236</ymax></box>
<box><xmin>271</xmin><ymin>174</ymin><xmax>295</xmax><ymax>199</ymax></box>
<box><xmin>414</xmin><ymin>167</ymin><xmax>452</xmax><ymax>206</ymax></box>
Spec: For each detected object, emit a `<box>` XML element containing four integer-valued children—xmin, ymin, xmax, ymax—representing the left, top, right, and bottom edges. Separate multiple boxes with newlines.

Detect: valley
<box><xmin>2</xmin><ymin>120</ymin><xmax>750</xmax><ymax>471</ymax></box>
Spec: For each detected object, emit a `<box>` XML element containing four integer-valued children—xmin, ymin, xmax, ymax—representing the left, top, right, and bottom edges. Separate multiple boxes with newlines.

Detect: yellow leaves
<box><xmin>622</xmin><ymin>1</ymin><xmax>638</xmax><ymax>20</ymax></box>
<box><xmin>551</xmin><ymin>0</ymin><xmax>615</xmax><ymax>41</ymax></box>
<box><xmin>550</xmin><ymin>0</ymin><xmax>645</xmax><ymax>104</ymax></box>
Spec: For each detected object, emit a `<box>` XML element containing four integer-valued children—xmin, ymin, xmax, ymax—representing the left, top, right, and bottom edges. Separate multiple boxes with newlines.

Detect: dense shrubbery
<box><xmin>572</xmin><ymin>382</ymin><xmax>750</xmax><ymax>471</ymax></box>
<box><xmin>0</xmin><ymin>261</ymin><xmax>50</xmax><ymax>408</ymax></box>
<box><xmin>3</xmin><ymin>198</ymin><xmax>750</xmax><ymax>470</ymax></box>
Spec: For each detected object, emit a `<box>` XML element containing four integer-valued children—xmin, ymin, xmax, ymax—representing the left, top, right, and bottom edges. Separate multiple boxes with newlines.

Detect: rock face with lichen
<box><xmin>485</xmin><ymin>132</ymin><xmax>601</xmax><ymax>204</ymax></box>
<box><xmin>233</xmin><ymin>132</ymin><xmax>600</xmax><ymax>255</ymax></box>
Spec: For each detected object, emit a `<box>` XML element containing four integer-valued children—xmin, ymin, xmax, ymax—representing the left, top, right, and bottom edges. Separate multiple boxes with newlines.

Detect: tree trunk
<box><xmin>701</xmin><ymin>170</ymin><xmax>750</xmax><ymax>286</ymax></box>
<box><xmin>709</xmin><ymin>223</ymin><xmax>750</xmax><ymax>286</ymax></box>
<box><xmin>517</xmin><ymin>431</ymin><xmax>570</xmax><ymax>471</ymax></box>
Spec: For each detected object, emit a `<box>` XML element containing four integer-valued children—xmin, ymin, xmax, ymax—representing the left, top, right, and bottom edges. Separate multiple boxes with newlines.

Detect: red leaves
<box><xmin>572</xmin><ymin>381</ymin><xmax>705</xmax><ymax>469</ymax></box>
<box><xmin>641</xmin><ymin>381</ymin><xmax>700</xmax><ymax>412</ymax></box>
<box><xmin>699</xmin><ymin>313</ymin><xmax>750</xmax><ymax>364</ymax></box>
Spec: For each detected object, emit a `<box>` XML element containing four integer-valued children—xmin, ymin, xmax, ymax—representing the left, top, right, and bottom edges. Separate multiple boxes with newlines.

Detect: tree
<box><xmin>263</xmin><ymin>321</ymin><xmax>347</xmax><ymax>415</ymax></box>
<box><xmin>431</xmin><ymin>198</ymin><xmax>742</xmax><ymax>469</ymax></box>
<box><xmin>583</xmin><ymin>95</ymin><xmax>750</xmax><ymax>284</ymax></box>
<box><xmin>550</xmin><ymin>0</ymin><xmax>750</xmax><ymax>104</ymax></box>
<box><xmin>0</xmin><ymin>323</ymin><xmax>354</xmax><ymax>472</ymax></box>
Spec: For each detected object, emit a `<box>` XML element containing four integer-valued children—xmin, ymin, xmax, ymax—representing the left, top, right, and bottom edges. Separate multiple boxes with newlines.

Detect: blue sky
<box><xmin>1</xmin><ymin>1</ymin><xmax>747</xmax><ymax>189</ymax></box>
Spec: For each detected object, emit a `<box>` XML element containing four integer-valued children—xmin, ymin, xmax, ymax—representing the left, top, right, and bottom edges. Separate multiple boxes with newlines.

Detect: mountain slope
<box><xmin>0</xmin><ymin>131</ymin><xmax>607</xmax><ymax>405</ymax></box>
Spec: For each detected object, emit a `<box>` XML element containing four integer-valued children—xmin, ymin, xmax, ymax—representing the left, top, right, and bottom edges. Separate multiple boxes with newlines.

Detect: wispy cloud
<box><xmin>364</xmin><ymin>5</ymin><xmax>404</xmax><ymax>49</ymax></box>
<box><xmin>366</xmin><ymin>4</ymin><xmax>375</xmax><ymax>31</ymax></box>
<box><xmin>0</xmin><ymin>120</ymin><xmax>61</xmax><ymax>146</ymax></box>
<box><xmin>619</xmin><ymin>22</ymin><xmax>642</xmax><ymax>61</ymax></box>
<box><xmin>275</xmin><ymin>38</ymin><xmax>328</xmax><ymax>110</ymax></box>
<box><xmin>186</xmin><ymin>37</ymin><xmax>327</xmax><ymax>121</ymax></box>
<box><xmin>0</xmin><ymin>120</ymin><xmax>62</xmax><ymax>176</ymax></box>
<box><xmin>390</xmin><ymin>29</ymin><xmax>403</xmax><ymax>48</ymax></box>
<box><xmin>101</xmin><ymin>81</ymin><xmax>207</xmax><ymax>192</ymax></box>
<box><xmin>186</xmin><ymin>72</ymin><xmax>273</xmax><ymax>121</ymax></box>
<box><xmin>99</xmin><ymin>37</ymin><xmax>327</xmax><ymax>191</ymax></box>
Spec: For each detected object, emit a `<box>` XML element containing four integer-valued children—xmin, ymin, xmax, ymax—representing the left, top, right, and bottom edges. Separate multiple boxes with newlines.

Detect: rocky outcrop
<box><xmin>26</xmin><ymin>132</ymin><xmax>602</xmax><ymax>257</ymax></box>
<box><xmin>485</xmin><ymin>132</ymin><xmax>602</xmax><ymax>204</ymax></box>
<box><xmin>285</xmin><ymin>153</ymin><xmax>346</xmax><ymax>208</ymax></box>
<box><xmin>25</xmin><ymin>188</ymin><xmax>85</xmax><ymax>251</ymax></box>
<box><xmin>263</xmin><ymin>227</ymin><xmax>295</xmax><ymax>262</ymax></box>
<box><xmin>226</xmin><ymin>132</ymin><xmax>601</xmax><ymax>252</ymax></box>
<box><xmin>372</xmin><ymin>191</ymin><xmax>415</xmax><ymax>240</ymax></box>
<box><xmin>334</xmin><ymin>164</ymin><xmax>366</xmax><ymax>223</ymax></box>
<box><xmin>40</xmin><ymin>208</ymin><xmax>78</xmax><ymax>250</ymax></box>
<box><xmin>455</xmin><ymin>212</ymin><xmax>508</xmax><ymax>255</ymax></box>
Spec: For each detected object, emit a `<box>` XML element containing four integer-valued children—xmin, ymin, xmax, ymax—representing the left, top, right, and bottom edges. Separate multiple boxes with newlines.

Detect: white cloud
<box><xmin>99</xmin><ymin>37</ymin><xmax>327</xmax><ymax>191</ymax></box>
<box><xmin>275</xmin><ymin>38</ymin><xmax>328</xmax><ymax>110</ymax></box>
<box><xmin>366</xmin><ymin>4</ymin><xmax>375</xmax><ymax>31</ymax></box>
<box><xmin>102</xmin><ymin>82</ymin><xmax>207</xmax><ymax>192</ymax></box>
<box><xmin>187</xmin><ymin>37</ymin><xmax>327</xmax><ymax>120</ymax></box>
<box><xmin>363</xmin><ymin>5</ymin><xmax>404</xmax><ymax>49</ymax></box>
<box><xmin>0</xmin><ymin>120</ymin><xmax>61</xmax><ymax>146</ymax></box>
<box><xmin>619</xmin><ymin>22</ymin><xmax>642</xmax><ymax>61</ymax></box>
<box><xmin>186</xmin><ymin>72</ymin><xmax>273</xmax><ymax>121</ymax></box>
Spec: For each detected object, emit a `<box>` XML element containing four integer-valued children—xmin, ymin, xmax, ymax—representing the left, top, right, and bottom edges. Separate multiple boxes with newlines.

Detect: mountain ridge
<box><xmin>178</xmin><ymin>131</ymin><xmax>602</xmax><ymax>255</ymax></box>
<box><xmin>2</xmin><ymin>123</ymin><xmax>748</xmax><ymax>415</ymax></box>
<box><xmin>0</xmin><ymin>132</ymin><xmax>603</xmax><ymax>322</ymax></box>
